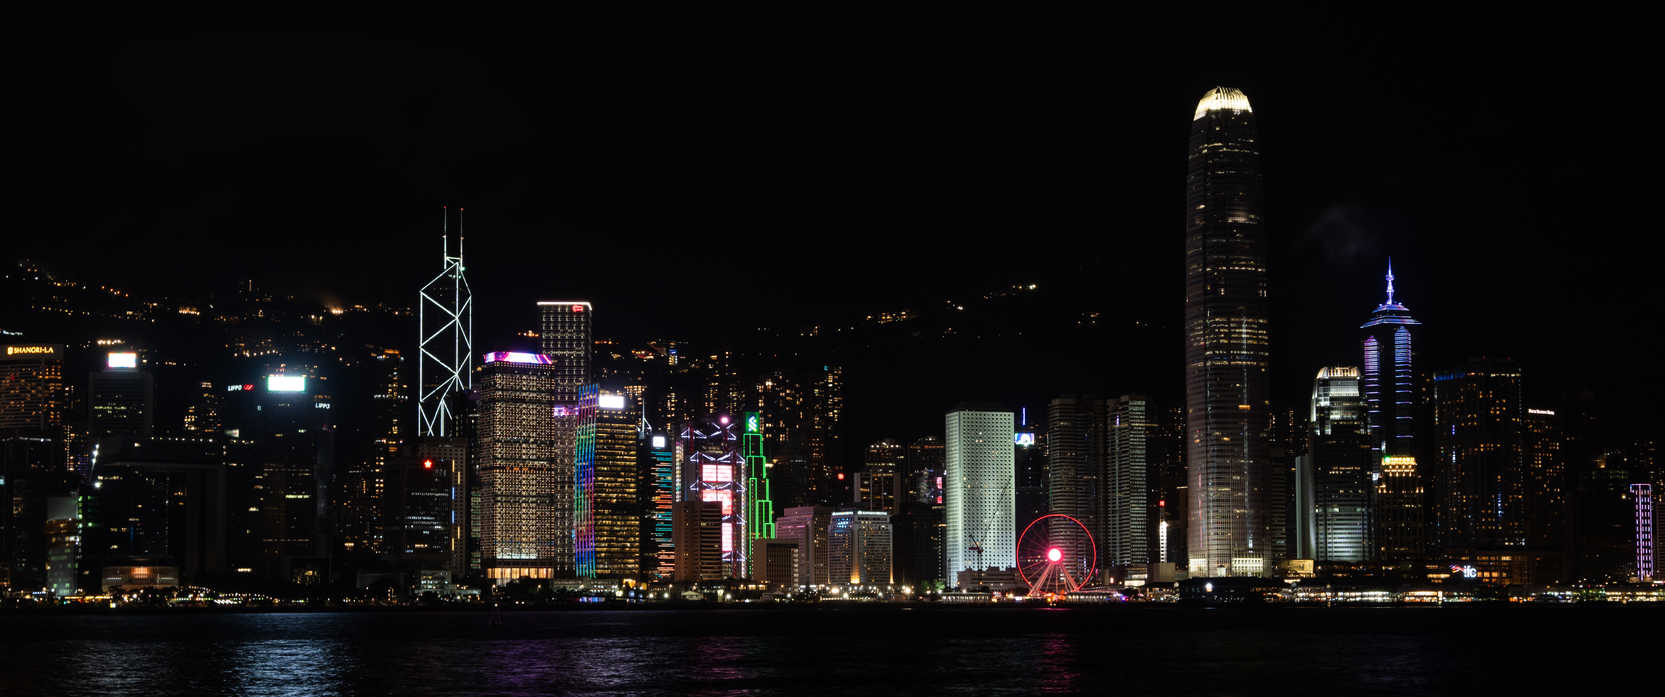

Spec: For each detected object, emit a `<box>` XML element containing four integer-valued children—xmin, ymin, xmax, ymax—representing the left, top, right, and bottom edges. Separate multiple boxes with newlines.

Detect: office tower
<box><xmin>538</xmin><ymin>299</ymin><xmax>594</xmax><ymax>578</ymax></box>
<box><xmin>1152</xmin><ymin>406</ymin><xmax>1187</xmax><ymax>565</ymax></box>
<box><xmin>859</xmin><ymin>439</ymin><xmax>903</xmax><ymax>516</ymax></box>
<box><xmin>1525</xmin><ymin>408</ymin><xmax>1568</xmax><ymax>582</ymax></box>
<box><xmin>1106</xmin><ymin>395</ymin><xmax>1153</xmax><ymax>568</ymax></box>
<box><xmin>895</xmin><ymin>500</ymin><xmax>945</xmax><ymax>588</ymax></box>
<box><xmin>417</xmin><ymin>207</ymin><xmax>472</xmax><ymax>439</ymax></box>
<box><xmin>182</xmin><ymin>380</ymin><xmax>221</xmax><ymax>435</ymax></box>
<box><xmin>477</xmin><ymin>352</ymin><xmax>562</xmax><ymax>583</ymax></box>
<box><xmin>1361</xmin><ymin>261</ymin><xmax>1422</xmax><ymax>456</ymax></box>
<box><xmin>1</xmin><ymin>344</ymin><xmax>65</xmax><ymax>435</ymax></box>
<box><xmin>755</xmin><ymin>371</ymin><xmax>807</xmax><ymax>507</ymax></box>
<box><xmin>221</xmin><ymin>372</ymin><xmax>334</xmax><ymax>583</ymax></box>
<box><xmin>1434</xmin><ymin>358</ymin><xmax>1527</xmax><ymax>576</ymax></box>
<box><xmin>945</xmin><ymin>407</ymin><xmax>1014</xmax><ymax>581</ymax></box>
<box><xmin>1013</xmin><ymin>415</ymin><xmax>1047</xmax><ymax>540</ymax></box>
<box><xmin>828</xmin><ymin>510</ymin><xmax>893</xmax><ymax>585</ymax></box>
<box><xmin>678</xmin><ymin>414</ymin><xmax>747</xmax><ymax>578</ymax></box>
<box><xmin>593</xmin><ymin>392</ymin><xmax>640</xmax><ymax>578</ymax></box>
<box><xmin>775</xmin><ymin>505</ymin><xmax>832</xmax><ymax>586</ymax></box>
<box><xmin>1265</xmin><ymin>406</ymin><xmax>1302</xmax><ymax>566</ymax></box>
<box><xmin>1633</xmin><ymin>484</ymin><xmax>1654</xmax><ymax>581</ymax></box>
<box><xmin>411</xmin><ymin>438</ymin><xmax>468</xmax><ymax>576</ymax></box>
<box><xmin>386</xmin><ymin>454</ymin><xmax>456</xmax><ymax>578</ymax></box>
<box><xmin>743</xmin><ymin>411</ymin><xmax>775</xmax><ymax>575</ymax></box>
<box><xmin>702</xmin><ymin>351</ymin><xmax>744</xmax><ymax>416</ymax></box>
<box><xmin>672</xmin><ymin>500</ymin><xmax>723</xmax><ymax>582</ymax></box>
<box><xmin>754</xmin><ymin>539</ymin><xmax>800</xmax><ymax>588</ymax></box>
<box><xmin>1185</xmin><ymin>86</ymin><xmax>1273</xmax><ymax>578</ymax></box>
<box><xmin>807</xmin><ymin>365</ymin><xmax>844</xmax><ymax>506</ymax></box>
<box><xmin>88</xmin><ymin>351</ymin><xmax>155</xmax><ymax>444</ymax></box>
<box><xmin>1046</xmin><ymin>397</ymin><xmax>1103</xmax><ymax>576</ymax></box>
<box><xmin>574</xmin><ymin>385</ymin><xmax>598</xmax><ymax>578</ymax></box>
<box><xmin>647</xmin><ymin>432</ymin><xmax>675</xmax><ymax>579</ymax></box>
<box><xmin>1295</xmin><ymin>367</ymin><xmax>1372</xmax><ymax>564</ymax></box>
<box><xmin>906</xmin><ymin>435</ymin><xmax>945</xmax><ymax>504</ymax></box>
<box><xmin>86</xmin><ymin>438</ymin><xmax>228</xmax><ymax>586</ymax></box>
<box><xmin>42</xmin><ymin>495</ymin><xmax>78</xmax><ymax>596</ymax></box>
<box><xmin>341</xmin><ymin>348</ymin><xmax>404</xmax><ymax>562</ymax></box>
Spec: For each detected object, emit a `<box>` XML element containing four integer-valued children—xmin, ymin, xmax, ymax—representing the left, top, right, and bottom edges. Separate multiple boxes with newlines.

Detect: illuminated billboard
<box><xmin>598</xmin><ymin>393</ymin><xmax>626</xmax><ymax>410</ymax></box>
<box><xmin>106</xmin><ymin>352</ymin><xmax>138</xmax><ymax>369</ymax></box>
<box><xmin>483</xmin><ymin>351</ymin><xmax>552</xmax><ymax>365</ymax></box>
<box><xmin>1014</xmin><ymin>432</ymin><xmax>1036</xmax><ymax>446</ymax></box>
<box><xmin>266</xmin><ymin>375</ymin><xmax>307</xmax><ymax>392</ymax></box>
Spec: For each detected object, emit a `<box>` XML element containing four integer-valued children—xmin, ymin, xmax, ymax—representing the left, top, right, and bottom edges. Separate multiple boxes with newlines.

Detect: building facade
<box><xmin>828</xmin><ymin>510</ymin><xmax>893</xmax><ymax>585</ymax></box>
<box><xmin>945</xmin><ymin>408</ymin><xmax>1014</xmax><ymax>581</ymax></box>
<box><xmin>1184</xmin><ymin>86</ymin><xmax>1273</xmax><ymax>578</ymax></box>
<box><xmin>477</xmin><ymin>352</ymin><xmax>562</xmax><ymax>583</ymax></box>
<box><xmin>1434</xmin><ymin>358</ymin><xmax>1527</xmax><ymax>562</ymax></box>
<box><xmin>1296</xmin><ymin>367</ymin><xmax>1372</xmax><ymax>564</ymax></box>
<box><xmin>1361</xmin><ymin>262</ymin><xmax>1424</xmax><ymax>568</ymax></box>
<box><xmin>677</xmin><ymin>414</ymin><xmax>747</xmax><ymax>578</ymax></box>
<box><xmin>593</xmin><ymin>392</ymin><xmax>640</xmax><ymax>578</ymax></box>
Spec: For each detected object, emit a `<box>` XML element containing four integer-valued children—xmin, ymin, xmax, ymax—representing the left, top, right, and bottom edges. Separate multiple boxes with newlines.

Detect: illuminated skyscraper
<box><xmin>1633</xmin><ymin>483</ymin><xmax>1654</xmax><ymax>581</ymax></box>
<box><xmin>538</xmin><ymin>300</ymin><xmax>594</xmax><ymax>580</ymax></box>
<box><xmin>828</xmin><ymin>510</ymin><xmax>893</xmax><ymax>585</ymax></box>
<box><xmin>1434</xmin><ymin>358</ymin><xmax>1527</xmax><ymax>560</ymax></box>
<box><xmin>1361</xmin><ymin>261</ymin><xmax>1421</xmax><ymax>457</ymax></box>
<box><xmin>1525</xmin><ymin>408</ymin><xmax>1568</xmax><ymax>582</ymax></box>
<box><xmin>743</xmin><ymin>411</ymin><xmax>774</xmax><ymax>575</ymax></box>
<box><xmin>945</xmin><ymin>408</ymin><xmax>1014</xmax><ymax>581</ymax></box>
<box><xmin>678</xmin><ymin>414</ymin><xmax>747</xmax><ymax>578</ymax></box>
<box><xmin>1046</xmin><ymin>397</ymin><xmax>1104</xmax><ymax>576</ymax></box>
<box><xmin>775</xmin><ymin>505</ymin><xmax>832</xmax><ymax>586</ymax></box>
<box><xmin>1184</xmin><ymin>87</ymin><xmax>1273</xmax><ymax>578</ymax></box>
<box><xmin>807</xmin><ymin>365</ymin><xmax>844</xmax><ymax>506</ymax></box>
<box><xmin>858</xmin><ymin>439</ymin><xmax>903</xmax><ymax>516</ymax></box>
<box><xmin>1295</xmin><ymin>367</ymin><xmax>1371</xmax><ymax>564</ymax></box>
<box><xmin>417</xmin><ymin>207</ymin><xmax>471</xmax><ymax>438</ymax></box>
<box><xmin>647</xmin><ymin>432</ymin><xmax>674</xmax><ymax>579</ymax></box>
<box><xmin>1106</xmin><ymin>395</ymin><xmax>1153</xmax><ymax>568</ymax></box>
<box><xmin>593</xmin><ymin>392</ymin><xmax>640</xmax><ymax>578</ymax></box>
<box><xmin>477</xmin><ymin>352</ymin><xmax>562</xmax><ymax>583</ymax></box>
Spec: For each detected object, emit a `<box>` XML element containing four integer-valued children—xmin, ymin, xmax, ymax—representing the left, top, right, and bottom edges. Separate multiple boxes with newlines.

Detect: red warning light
<box><xmin>1158</xmin><ymin>499</ymin><xmax>1165</xmax><ymax>507</ymax></box>
<box><xmin>423</xmin><ymin>459</ymin><xmax>434</xmax><ymax>469</ymax></box>
<box><xmin>572</xmin><ymin>305</ymin><xmax>584</xmax><ymax>313</ymax></box>
<box><xmin>836</xmin><ymin>472</ymin><xmax>845</xmax><ymax>481</ymax></box>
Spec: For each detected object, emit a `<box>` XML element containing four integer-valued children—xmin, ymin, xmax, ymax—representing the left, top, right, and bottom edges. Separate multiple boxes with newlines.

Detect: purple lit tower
<box><xmin>1361</xmin><ymin>260</ymin><xmax>1423</xmax><ymax>567</ymax></box>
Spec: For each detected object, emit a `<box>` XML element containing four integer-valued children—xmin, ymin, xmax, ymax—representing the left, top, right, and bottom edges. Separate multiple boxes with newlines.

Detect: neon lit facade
<box><xmin>1634</xmin><ymin>483</ymin><xmax>1654</xmax><ymax>581</ymax></box>
<box><xmin>418</xmin><ymin>206</ymin><xmax>471</xmax><ymax>438</ymax></box>
<box><xmin>573</xmin><ymin>385</ymin><xmax>598</xmax><ymax>578</ymax></box>
<box><xmin>1362</xmin><ymin>260</ymin><xmax>1424</xmax><ymax>568</ymax></box>
<box><xmin>743</xmin><ymin>411</ymin><xmax>774</xmax><ymax>576</ymax></box>
<box><xmin>593</xmin><ymin>393</ymin><xmax>640</xmax><ymax>578</ymax></box>
<box><xmin>538</xmin><ymin>299</ymin><xmax>593</xmax><ymax>581</ymax></box>
<box><xmin>1185</xmin><ymin>86</ymin><xmax>1273</xmax><ymax>578</ymax></box>
<box><xmin>679</xmin><ymin>414</ymin><xmax>746</xmax><ymax>578</ymax></box>
<box><xmin>649</xmin><ymin>433</ymin><xmax>674</xmax><ymax>579</ymax></box>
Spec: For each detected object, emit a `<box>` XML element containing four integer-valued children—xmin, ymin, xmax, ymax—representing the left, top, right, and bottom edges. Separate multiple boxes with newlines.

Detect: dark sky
<box><xmin>17</xmin><ymin>14</ymin><xmax>1662</xmax><ymax>436</ymax></box>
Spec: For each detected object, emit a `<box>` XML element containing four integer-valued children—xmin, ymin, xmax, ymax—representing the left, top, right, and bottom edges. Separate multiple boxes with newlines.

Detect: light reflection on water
<box><xmin>3</xmin><ymin>607</ymin><xmax>1651</xmax><ymax>696</ymax></box>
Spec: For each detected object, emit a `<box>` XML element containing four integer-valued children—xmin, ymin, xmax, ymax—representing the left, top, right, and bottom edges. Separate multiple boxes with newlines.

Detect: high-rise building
<box><xmin>593</xmin><ymin>391</ymin><xmax>640</xmax><ymax>579</ymax></box>
<box><xmin>775</xmin><ymin>505</ymin><xmax>832</xmax><ymax>587</ymax></box>
<box><xmin>477</xmin><ymin>351</ymin><xmax>562</xmax><ymax>583</ymax></box>
<box><xmin>828</xmin><ymin>510</ymin><xmax>892</xmax><ymax>585</ymax></box>
<box><xmin>1295</xmin><ymin>367</ymin><xmax>1372</xmax><ymax>564</ymax></box>
<box><xmin>858</xmin><ymin>439</ymin><xmax>903</xmax><ymax>516</ymax></box>
<box><xmin>677</xmin><ymin>414</ymin><xmax>747</xmax><ymax>578</ymax></box>
<box><xmin>42</xmin><ymin>495</ymin><xmax>78</xmax><ymax>596</ymax></box>
<box><xmin>1434</xmin><ymin>358</ymin><xmax>1527</xmax><ymax>561</ymax></box>
<box><xmin>1184</xmin><ymin>86</ymin><xmax>1273</xmax><ymax>578</ymax></box>
<box><xmin>646</xmin><ymin>432</ymin><xmax>675</xmax><ymax>579</ymax></box>
<box><xmin>1013</xmin><ymin>413</ymin><xmax>1047</xmax><ymax>542</ymax></box>
<box><xmin>573</xmin><ymin>385</ymin><xmax>598</xmax><ymax>578</ymax></box>
<box><xmin>945</xmin><ymin>408</ymin><xmax>1014</xmax><ymax>581</ymax></box>
<box><xmin>1632</xmin><ymin>483</ymin><xmax>1653</xmax><ymax>582</ymax></box>
<box><xmin>88</xmin><ymin>352</ymin><xmax>155</xmax><ymax>445</ymax></box>
<box><xmin>341</xmin><ymin>348</ymin><xmax>404</xmax><ymax>562</ymax></box>
<box><xmin>222</xmin><ymin>371</ymin><xmax>334</xmax><ymax>584</ymax></box>
<box><xmin>1524</xmin><ymin>408</ymin><xmax>1568</xmax><ymax>582</ymax></box>
<box><xmin>906</xmin><ymin>435</ymin><xmax>944</xmax><ymax>505</ymax></box>
<box><xmin>807</xmin><ymin>365</ymin><xmax>844</xmax><ymax>506</ymax></box>
<box><xmin>672</xmin><ymin>500</ymin><xmax>723</xmax><ymax>583</ymax></box>
<box><xmin>1361</xmin><ymin>261</ymin><xmax>1422</xmax><ymax>457</ymax></box>
<box><xmin>1045</xmin><ymin>397</ymin><xmax>1103</xmax><ymax>576</ymax></box>
<box><xmin>1106</xmin><ymin>395</ymin><xmax>1153</xmax><ymax>568</ymax></box>
<box><xmin>410</xmin><ymin>437</ymin><xmax>468</xmax><ymax>576</ymax></box>
<box><xmin>417</xmin><ymin>207</ymin><xmax>472</xmax><ymax>439</ymax></box>
<box><xmin>743</xmin><ymin>411</ymin><xmax>774</xmax><ymax>576</ymax></box>
<box><xmin>1</xmin><ymin>344</ymin><xmax>65</xmax><ymax>435</ymax></box>
<box><xmin>385</xmin><ymin>453</ymin><xmax>456</xmax><ymax>578</ymax></box>
<box><xmin>538</xmin><ymin>300</ymin><xmax>593</xmax><ymax>580</ymax></box>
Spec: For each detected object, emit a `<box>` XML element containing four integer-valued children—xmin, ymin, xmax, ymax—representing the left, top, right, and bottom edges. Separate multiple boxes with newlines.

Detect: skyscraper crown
<box><xmin>1194</xmin><ymin>86</ymin><xmax>1253</xmax><ymax>120</ymax></box>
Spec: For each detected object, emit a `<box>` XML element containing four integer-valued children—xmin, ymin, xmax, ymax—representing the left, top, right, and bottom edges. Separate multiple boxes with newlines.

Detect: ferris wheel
<box><xmin>1017</xmin><ymin>514</ymin><xmax>1097</xmax><ymax>597</ymax></box>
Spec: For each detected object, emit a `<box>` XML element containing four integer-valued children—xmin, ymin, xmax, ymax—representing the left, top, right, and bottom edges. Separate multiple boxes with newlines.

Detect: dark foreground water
<box><xmin>1</xmin><ymin>605</ymin><xmax>1655</xmax><ymax>696</ymax></box>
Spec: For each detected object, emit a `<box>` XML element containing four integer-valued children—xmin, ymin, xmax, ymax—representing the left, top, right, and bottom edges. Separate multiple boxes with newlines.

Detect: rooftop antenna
<box><xmin>1385</xmin><ymin>257</ymin><xmax>1396</xmax><ymax>305</ymax></box>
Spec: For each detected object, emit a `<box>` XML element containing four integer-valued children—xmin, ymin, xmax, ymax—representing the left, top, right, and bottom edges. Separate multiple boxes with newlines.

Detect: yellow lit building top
<box><xmin>1194</xmin><ymin>86</ymin><xmax>1253</xmax><ymax>120</ymax></box>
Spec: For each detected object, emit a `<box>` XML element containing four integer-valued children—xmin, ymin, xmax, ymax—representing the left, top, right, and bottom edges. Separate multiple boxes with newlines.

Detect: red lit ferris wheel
<box><xmin>1017</xmin><ymin>514</ymin><xmax>1097</xmax><ymax>597</ymax></box>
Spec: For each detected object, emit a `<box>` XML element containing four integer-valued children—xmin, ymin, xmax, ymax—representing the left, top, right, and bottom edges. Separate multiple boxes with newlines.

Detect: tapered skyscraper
<box><xmin>1185</xmin><ymin>87</ymin><xmax>1273</xmax><ymax>577</ymax></box>
<box><xmin>418</xmin><ymin>207</ymin><xmax>472</xmax><ymax>438</ymax></box>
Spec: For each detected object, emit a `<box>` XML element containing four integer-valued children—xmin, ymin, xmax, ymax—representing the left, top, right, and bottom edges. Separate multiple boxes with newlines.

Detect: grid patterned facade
<box><xmin>648</xmin><ymin>433</ymin><xmax>674</xmax><ymax>579</ymax></box>
<box><xmin>1046</xmin><ymin>397</ymin><xmax>1103</xmax><ymax>578</ymax></box>
<box><xmin>1</xmin><ymin>345</ymin><xmax>65</xmax><ymax>435</ymax></box>
<box><xmin>593</xmin><ymin>394</ymin><xmax>640</xmax><ymax>578</ymax></box>
<box><xmin>478</xmin><ymin>355</ymin><xmax>562</xmax><ymax>582</ymax></box>
<box><xmin>1106</xmin><ymin>396</ymin><xmax>1152</xmax><ymax>567</ymax></box>
<box><xmin>945</xmin><ymin>409</ymin><xmax>1014</xmax><ymax>580</ymax></box>
<box><xmin>1297</xmin><ymin>367</ymin><xmax>1372</xmax><ymax>563</ymax></box>
<box><xmin>1434</xmin><ymin>358</ymin><xmax>1527</xmax><ymax>556</ymax></box>
<box><xmin>1185</xmin><ymin>87</ymin><xmax>1273</xmax><ymax>578</ymax></box>
<box><xmin>828</xmin><ymin>510</ymin><xmax>893</xmax><ymax>585</ymax></box>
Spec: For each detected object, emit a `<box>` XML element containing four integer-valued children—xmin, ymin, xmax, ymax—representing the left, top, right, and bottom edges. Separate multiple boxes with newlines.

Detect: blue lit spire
<box><xmin>1385</xmin><ymin>257</ymin><xmax>1395</xmax><ymax>305</ymax></box>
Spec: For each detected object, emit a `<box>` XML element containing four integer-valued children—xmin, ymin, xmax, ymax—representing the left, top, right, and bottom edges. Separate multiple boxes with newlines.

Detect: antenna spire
<box><xmin>442</xmin><ymin>204</ymin><xmax>449</xmax><ymax>264</ymax></box>
<box><xmin>1385</xmin><ymin>257</ymin><xmax>1396</xmax><ymax>305</ymax></box>
<box><xmin>458</xmin><ymin>207</ymin><xmax>464</xmax><ymax>262</ymax></box>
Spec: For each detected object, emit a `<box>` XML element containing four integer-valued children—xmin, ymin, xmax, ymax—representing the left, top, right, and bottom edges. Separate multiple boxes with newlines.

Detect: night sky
<box><xmin>16</xmin><ymin>15</ymin><xmax>1661</xmax><ymax>441</ymax></box>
